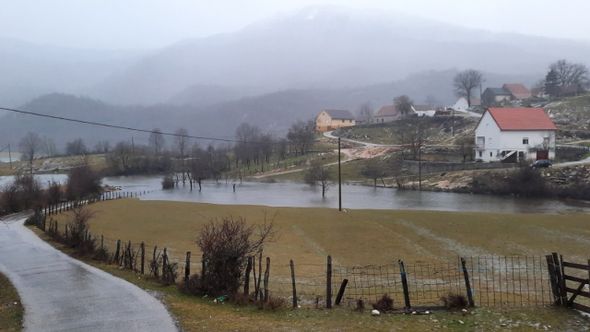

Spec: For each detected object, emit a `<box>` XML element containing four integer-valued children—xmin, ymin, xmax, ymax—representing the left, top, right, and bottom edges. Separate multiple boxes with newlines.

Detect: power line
<box><xmin>0</xmin><ymin>106</ymin><xmax>243</xmax><ymax>144</ymax></box>
<box><xmin>0</xmin><ymin>106</ymin><xmax>313</xmax><ymax>148</ymax></box>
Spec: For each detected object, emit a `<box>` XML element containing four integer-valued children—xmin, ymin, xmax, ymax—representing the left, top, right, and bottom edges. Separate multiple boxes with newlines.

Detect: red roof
<box><xmin>487</xmin><ymin>108</ymin><xmax>557</xmax><ymax>131</ymax></box>
<box><xmin>502</xmin><ymin>83</ymin><xmax>531</xmax><ymax>99</ymax></box>
<box><xmin>376</xmin><ymin>105</ymin><xmax>399</xmax><ymax>117</ymax></box>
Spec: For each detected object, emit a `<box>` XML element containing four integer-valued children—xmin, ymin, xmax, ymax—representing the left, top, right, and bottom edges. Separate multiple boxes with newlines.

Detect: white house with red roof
<box><xmin>474</xmin><ymin>108</ymin><xmax>557</xmax><ymax>162</ymax></box>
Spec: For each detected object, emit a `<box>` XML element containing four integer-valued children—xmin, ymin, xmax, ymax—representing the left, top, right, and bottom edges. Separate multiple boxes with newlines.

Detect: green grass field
<box><xmin>0</xmin><ymin>273</ymin><xmax>24</xmax><ymax>332</ymax></box>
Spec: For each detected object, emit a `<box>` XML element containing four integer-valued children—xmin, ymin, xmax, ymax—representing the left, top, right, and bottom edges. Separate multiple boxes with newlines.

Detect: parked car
<box><xmin>530</xmin><ymin>159</ymin><xmax>552</xmax><ymax>169</ymax></box>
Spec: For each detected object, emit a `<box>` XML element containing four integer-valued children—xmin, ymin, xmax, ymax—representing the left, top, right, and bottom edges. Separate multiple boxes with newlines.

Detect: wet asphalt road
<box><xmin>0</xmin><ymin>214</ymin><xmax>177</xmax><ymax>332</ymax></box>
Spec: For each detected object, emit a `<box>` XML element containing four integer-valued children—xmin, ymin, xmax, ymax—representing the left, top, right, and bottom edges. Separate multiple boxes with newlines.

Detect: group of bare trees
<box><xmin>544</xmin><ymin>59</ymin><xmax>589</xmax><ymax>97</ymax></box>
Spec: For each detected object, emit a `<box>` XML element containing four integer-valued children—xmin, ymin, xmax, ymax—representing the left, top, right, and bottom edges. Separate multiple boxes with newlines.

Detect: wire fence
<box><xmin>38</xmin><ymin>194</ymin><xmax>554</xmax><ymax>310</ymax></box>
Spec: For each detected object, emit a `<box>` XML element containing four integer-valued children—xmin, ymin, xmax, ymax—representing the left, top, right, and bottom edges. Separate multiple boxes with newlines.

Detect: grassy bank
<box><xmin>0</xmin><ymin>273</ymin><xmax>24</xmax><ymax>332</ymax></box>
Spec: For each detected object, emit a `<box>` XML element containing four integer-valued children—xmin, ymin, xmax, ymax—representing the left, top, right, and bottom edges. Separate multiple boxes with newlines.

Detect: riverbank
<box><xmin>0</xmin><ymin>272</ymin><xmax>24</xmax><ymax>331</ymax></box>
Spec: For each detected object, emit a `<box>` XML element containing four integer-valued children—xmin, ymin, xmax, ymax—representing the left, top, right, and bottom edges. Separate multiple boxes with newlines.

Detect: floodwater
<box><xmin>102</xmin><ymin>175</ymin><xmax>590</xmax><ymax>214</ymax></box>
<box><xmin>1</xmin><ymin>173</ymin><xmax>587</xmax><ymax>213</ymax></box>
<box><xmin>0</xmin><ymin>152</ymin><xmax>21</xmax><ymax>163</ymax></box>
<box><xmin>0</xmin><ymin>174</ymin><xmax>68</xmax><ymax>189</ymax></box>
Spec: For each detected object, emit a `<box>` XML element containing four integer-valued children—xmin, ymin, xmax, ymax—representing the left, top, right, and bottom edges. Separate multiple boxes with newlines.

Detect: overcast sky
<box><xmin>1</xmin><ymin>0</ymin><xmax>589</xmax><ymax>50</ymax></box>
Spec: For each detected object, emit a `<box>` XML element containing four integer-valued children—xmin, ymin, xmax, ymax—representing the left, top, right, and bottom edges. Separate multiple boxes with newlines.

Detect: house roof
<box><xmin>502</xmin><ymin>83</ymin><xmax>531</xmax><ymax>99</ymax></box>
<box><xmin>412</xmin><ymin>104</ymin><xmax>435</xmax><ymax>112</ymax></box>
<box><xmin>486</xmin><ymin>107</ymin><xmax>557</xmax><ymax>131</ymax></box>
<box><xmin>323</xmin><ymin>109</ymin><xmax>354</xmax><ymax>120</ymax></box>
<box><xmin>485</xmin><ymin>87</ymin><xmax>511</xmax><ymax>96</ymax></box>
<box><xmin>375</xmin><ymin>105</ymin><xmax>399</xmax><ymax>117</ymax></box>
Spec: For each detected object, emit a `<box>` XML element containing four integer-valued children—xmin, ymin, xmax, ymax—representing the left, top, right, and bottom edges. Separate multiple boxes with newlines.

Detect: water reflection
<box><xmin>102</xmin><ymin>176</ymin><xmax>590</xmax><ymax>214</ymax></box>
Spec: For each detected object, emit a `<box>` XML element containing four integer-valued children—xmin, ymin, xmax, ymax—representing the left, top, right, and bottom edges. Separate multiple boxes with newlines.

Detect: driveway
<box><xmin>0</xmin><ymin>214</ymin><xmax>177</xmax><ymax>332</ymax></box>
<box><xmin>323</xmin><ymin>130</ymin><xmax>399</xmax><ymax>148</ymax></box>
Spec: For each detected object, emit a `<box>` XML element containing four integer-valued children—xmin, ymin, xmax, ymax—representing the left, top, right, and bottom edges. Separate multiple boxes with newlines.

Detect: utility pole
<box><xmin>8</xmin><ymin>143</ymin><xmax>12</xmax><ymax>169</ymax></box>
<box><xmin>418</xmin><ymin>131</ymin><xmax>422</xmax><ymax>191</ymax></box>
<box><xmin>131</xmin><ymin>136</ymin><xmax>135</xmax><ymax>154</ymax></box>
<box><xmin>451</xmin><ymin>108</ymin><xmax>455</xmax><ymax>137</ymax></box>
<box><xmin>338</xmin><ymin>137</ymin><xmax>342</xmax><ymax>211</ymax></box>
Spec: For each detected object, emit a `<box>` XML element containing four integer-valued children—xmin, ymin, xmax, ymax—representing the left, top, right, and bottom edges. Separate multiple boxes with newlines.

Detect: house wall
<box><xmin>372</xmin><ymin>115</ymin><xmax>398</xmax><ymax>123</ymax></box>
<box><xmin>474</xmin><ymin>112</ymin><xmax>556</xmax><ymax>162</ymax></box>
<box><xmin>315</xmin><ymin>111</ymin><xmax>355</xmax><ymax>132</ymax></box>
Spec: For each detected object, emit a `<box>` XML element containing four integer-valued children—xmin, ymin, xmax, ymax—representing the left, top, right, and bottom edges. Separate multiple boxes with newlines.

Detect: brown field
<box><xmin>51</xmin><ymin>199</ymin><xmax>590</xmax><ymax>277</ymax></box>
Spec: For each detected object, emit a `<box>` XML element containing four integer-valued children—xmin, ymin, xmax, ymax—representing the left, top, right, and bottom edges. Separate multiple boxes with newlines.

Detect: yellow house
<box><xmin>315</xmin><ymin>109</ymin><xmax>356</xmax><ymax>132</ymax></box>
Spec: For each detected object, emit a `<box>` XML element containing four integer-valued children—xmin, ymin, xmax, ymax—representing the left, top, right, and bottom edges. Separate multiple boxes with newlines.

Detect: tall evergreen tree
<box><xmin>544</xmin><ymin>69</ymin><xmax>560</xmax><ymax>98</ymax></box>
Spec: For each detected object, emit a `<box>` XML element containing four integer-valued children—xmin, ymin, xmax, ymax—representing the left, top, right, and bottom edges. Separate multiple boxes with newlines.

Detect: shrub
<box><xmin>179</xmin><ymin>274</ymin><xmax>203</xmax><ymax>296</ymax></box>
<box><xmin>64</xmin><ymin>206</ymin><xmax>97</xmax><ymax>254</ymax></box>
<box><xmin>355</xmin><ymin>299</ymin><xmax>365</xmax><ymax>312</ymax></box>
<box><xmin>0</xmin><ymin>174</ymin><xmax>43</xmax><ymax>215</ymax></box>
<box><xmin>162</xmin><ymin>175</ymin><xmax>175</xmax><ymax>190</ymax></box>
<box><xmin>66</xmin><ymin>164</ymin><xmax>101</xmax><ymax>201</ymax></box>
<box><xmin>45</xmin><ymin>181</ymin><xmax>63</xmax><ymax>205</ymax></box>
<box><xmin>372</xmin><ymin>294</ymin><xmax>394</xmax><ymax>312</ymax></box>
<box><xmin>259</xmin><ymin>296</ymin><xmax>285</xmax><ymax>311</ymax></box>
<box><xmin>161</xmin><ymin>262</ymin><xmax>178</xmax><ymax>285</ymax></box>
<box><xmin>230</xmin><ymin>292</ymin><xmax>252</xmax><ymax>306</ymax></box>
<box><xmin>440</xmin><ymin>293</ymin><xmax>468</xmax><ymax>309</ymax></box>
<box><xmin>197</xmin><ymin>217</ymin><xmax>274</xmax><ymax>296</ymax></box>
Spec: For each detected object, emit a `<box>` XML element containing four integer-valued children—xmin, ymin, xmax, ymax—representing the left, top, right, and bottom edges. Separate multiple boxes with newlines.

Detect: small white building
<box><xmin>474</xmin><ymin>108</ymin><xmax>557</xmax><ymax>162</ymax></box>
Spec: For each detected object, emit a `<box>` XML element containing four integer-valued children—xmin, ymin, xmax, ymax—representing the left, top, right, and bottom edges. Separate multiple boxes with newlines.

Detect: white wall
<box><xmin>474</xmin><ymin>111</ymin><xmax>556</xmax><ymax>162</ymax></box>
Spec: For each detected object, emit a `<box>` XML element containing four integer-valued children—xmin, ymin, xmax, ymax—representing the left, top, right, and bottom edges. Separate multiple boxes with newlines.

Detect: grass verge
<box><xmin>0</xmin><ymin>272</ymin><xmax>24</xmax><ymax>332</ymax></box>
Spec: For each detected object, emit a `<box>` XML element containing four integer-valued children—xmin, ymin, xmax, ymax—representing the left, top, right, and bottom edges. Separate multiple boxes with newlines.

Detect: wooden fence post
<box><xmin>263</xmin><ymin>257</ymin><xmax>270</xmax><ymax>302</ymax></box>
<box><xmin>399</xmin><ymin>260</ymin><xmax>411</xmax><ymax>310</ymax></box>
<box><xmin>559</xmin><ymin>254</ymin><xmax>568</xmax><ymax>305</ymax></box>
<box><xmin>326</xmin><ymin>255</ymin><xmax>332</xmax><ymax>309</ymax></box>
<box><xmin>185</xmin><ymin>251</ymin><xmax>191</xmax><ymax>284</ymax></box>
<box><xmin>545</xmin><ymin>254</ymin><xmax>561</xmax><ymax>305</ymax></box>
<box><xmin>335</xmin><ymin>279</ymin><xmax>348</xmax><ymax>306</ymax></box>
<box><xmin>290</xmin><ymin>259</ymin><xmax>297</xmax><ymax>308</ymax></box>
<box><xmin>244</xmin><ymin>256</ymin><xmax>252</xmax><ymax>296</ymax></box>
<box><xmin>140</xmin><ymin>242</ymin><xmax>145</xmax><ymax>274</ymax></box>
<box><xmin>257</xmin><ymin>252</ymin><xmax>263</xmax><ymax>301</ymax></box>
<box><xmin>460</xmin><ymin>258</ymin><xmax>475</xmax><ymax>307</ymax></box>
<box><xmin>114</xmin><ymin>240</ymin><xmax>121</xmax><ymax>263</ymax></box>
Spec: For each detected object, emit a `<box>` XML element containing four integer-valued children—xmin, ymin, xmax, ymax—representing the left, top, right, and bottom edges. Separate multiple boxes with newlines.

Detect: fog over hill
<box><xmin>1</xmin><ymin>6</ymin><xmax>590</xmax><ymax>147</ymax></box>
<box><xmin>0</xmin><ymin>69</ymin><xmax>536</xmax><ymax>149</ymax></box>
<box><xmin>0</xmin><ymin>37</ymin><xmax>143</xmax><ymax>107</ymax></box>
<box><xmin>92</xmin><ymin>6</ymin><xmax>590</xmax><ymax>105</ymax></box>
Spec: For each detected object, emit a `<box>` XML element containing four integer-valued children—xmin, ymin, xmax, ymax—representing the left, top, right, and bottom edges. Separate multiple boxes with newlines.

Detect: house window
<box><xmin>478</xmin><ymin>151</ymin><xmax>482</xmax><ymax>157</ymax></box>
<box><xmin>490</xmin><ymin>152</ymin><xmax>493</xmax><ymax>157</ymax></box>
<box><xmin>522</xmin><ymin>138</ymin><xmax>529</xmax><ymax>145</ymax></box>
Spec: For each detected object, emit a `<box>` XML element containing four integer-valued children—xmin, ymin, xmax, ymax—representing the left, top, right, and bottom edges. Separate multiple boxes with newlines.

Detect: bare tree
<box><xmin>453</xmin><ymin>69</ymin><xmax>483</xmax><ymax>107</ymax></box>
<box><xmin>65</xmin><ymin>138</ymin><xmax>87</xmax><ymax>156</ymax></box>
<box><xmin>549</xmin><ymin>59</ymin><xmax>589</xmax><ymax>95</ymax></box>
<box><xmin>357</xmin><ymin>102</ymin><xmax>373</xmax><ymax>123</ymax></box>
<box><xmin>360</xmin><ymin>158</ymin><xmax>387</xmax><ymax>187</ymax></box>
<box><xmin>304</xmin><ymin>159</ymin><xmax>332</xmax><ymax>197</ymax></box>
<box><xmin>286</xmin><ymin>120</ymin><xmax>315</xmax><ymax>156</ymax></box>
<box><xmin>94</xmin><ymin>140</ymin><xmax>111</xmax><ymax>154</ymax></box>
<box><xmin>19</xmin><ymin>132</ymin><xmax>42</xmax><ymax>175</ymax></box>
<box><xmin>394</xmin><ymin>95</ymin><xmax>414</xmax><ymax>117</ymax></box>
<box><xmin>149</xmin><ymin>128</ymin><xmax>166</xmax><ymax>155</ymax></box>
<box><xmin>174</xmin><ymin>128</ymin><xmax>189</xmax><ymax>159</ymax></box>
<box><xmin>397</xmin><ymin>118</ymin><xmax>428</xmax><ymax>160</ymax></box>
<box><xmin>41</xmin><ymin>137</ymin><xmax>58</xmax><ymax>157</ymax></box>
